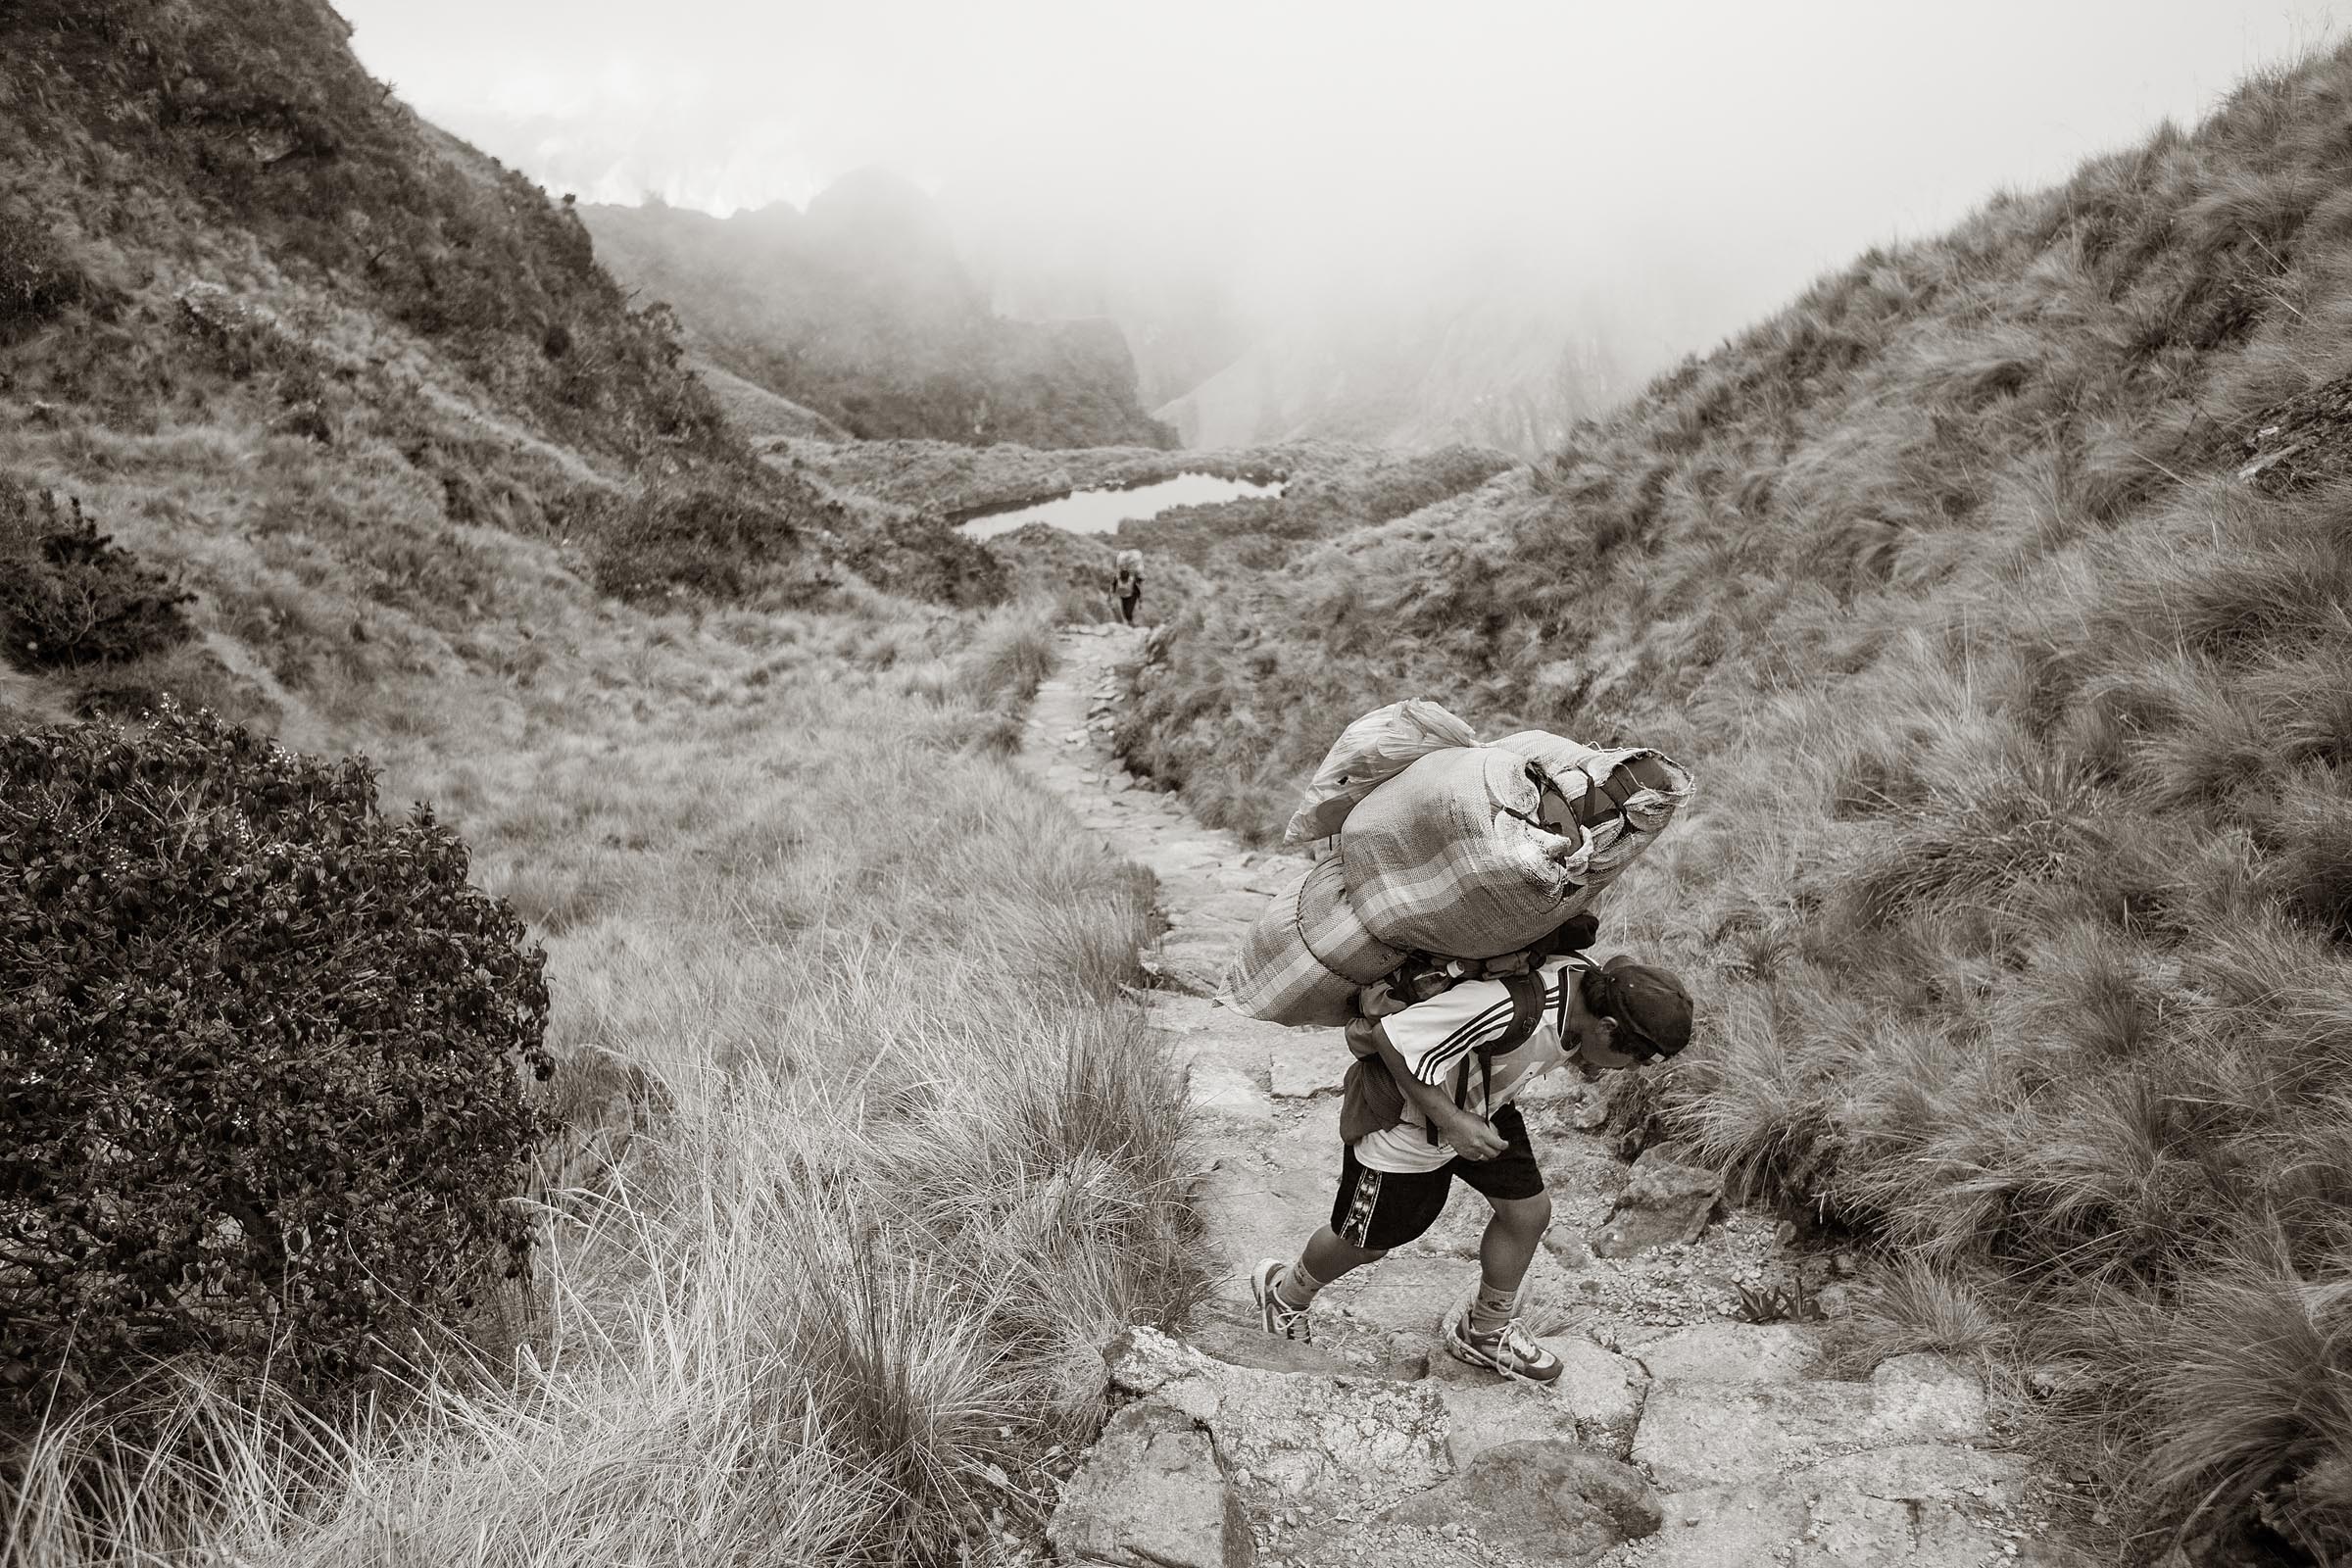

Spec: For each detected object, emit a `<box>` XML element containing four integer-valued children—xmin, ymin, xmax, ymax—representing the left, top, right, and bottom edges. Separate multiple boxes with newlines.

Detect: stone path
<box><xmin>1019</xmin><ymin>626</ymin><xmax>2065</xmax><ymax>1568</ymax></box>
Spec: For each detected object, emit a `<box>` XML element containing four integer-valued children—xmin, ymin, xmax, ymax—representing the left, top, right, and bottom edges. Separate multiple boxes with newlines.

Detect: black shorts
<box><xmin>1328</xmin><ymin>1103</ymin><xmax>1545</xmax><ymax>1251</ymax></box>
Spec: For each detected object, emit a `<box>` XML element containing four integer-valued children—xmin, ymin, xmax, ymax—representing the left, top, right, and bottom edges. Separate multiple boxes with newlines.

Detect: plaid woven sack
<box><xmin>1223</xmin><ymin>853</ymin><xmax>1407</xmax><ymax>1026</ymax></box>
<box><xmin>1339</xmin><ymin>746</ymin><xmax>1591</xmax><ymax>958</ymax></box>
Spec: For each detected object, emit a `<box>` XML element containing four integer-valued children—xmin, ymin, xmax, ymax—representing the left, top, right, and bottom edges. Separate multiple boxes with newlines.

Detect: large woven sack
<box><xmin>1339</xmin><ymin>746</ymin><xmax>1592</xmax><ymax>958</ymax></box>
<box><xmin>1282</xmin><ymin>700</ymin><xmax>1479</xmax><ymax>846</ymax></box>
<box><xmin>1490</xmin><ymin>732</ymin><xmax>1692</xmax><ymax>894</ymax></box>
<box><xmin>1224</xmin><ymin>853</ymin><xmax>1407</xmax><ymax>1026</ymax></box>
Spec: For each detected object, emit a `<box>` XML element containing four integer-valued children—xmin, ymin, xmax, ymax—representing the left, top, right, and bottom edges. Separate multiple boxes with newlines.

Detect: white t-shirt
<box><xmin>1352</xmin><ymin>956</ymin><xmax>1587</xmax><ymax>1174</ymax></box>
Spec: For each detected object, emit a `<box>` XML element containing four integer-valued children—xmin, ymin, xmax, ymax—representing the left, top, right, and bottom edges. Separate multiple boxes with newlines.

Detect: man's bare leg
<box><xmin>1449</xmin><ymin>1192</ymin><xmax>1565</xmax><ymax>1382</ymax></box>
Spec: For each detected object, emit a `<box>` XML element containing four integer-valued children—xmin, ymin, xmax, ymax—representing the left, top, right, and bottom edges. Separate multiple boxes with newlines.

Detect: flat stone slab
<box><xmin>1269</xmin><ymin>1044</ymin><xmax>1348</xmax><ymax>1099</ymax></box>
<box><xmin>1186</xmin><ymin>1298</ymin><xmax>1361</xmax><ymax>1378</ymax></box>
<box><xmin>1642</xmin><ymin>1444</ymin><xmax>2035</xmax><ymax>1567</ymax></box>
<box><xmin>1620</xmin><ymin>1322</ymin><xmax>1826</xmax><ymax>1385</ymax></box>
<box><xmin>1196</xmin><ymin>1155</ymin><xmax>1336</xmax><ymax>1306</ymax></box>
<box><xmin>1188</xmin><ymin>1063</ymin><xmax>1272</xmax><ymax>1126</ymax></box>
<box><xmin>1633</xmin><ymin>1355</ymin><xmax>1988</xmax><ymax>1490</ymax></box>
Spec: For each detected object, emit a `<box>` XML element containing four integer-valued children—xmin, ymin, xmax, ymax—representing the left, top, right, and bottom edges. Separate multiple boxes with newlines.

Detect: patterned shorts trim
<box><xmin>1339</xmin><ymin>1165</ymin><xmax>1384</xmax><ymax>1249</ymax></box>
<box><xmin>1327</xmin><ymin>1104</ymin><xmax>1544</xmax><ymax>1252</ymax></box>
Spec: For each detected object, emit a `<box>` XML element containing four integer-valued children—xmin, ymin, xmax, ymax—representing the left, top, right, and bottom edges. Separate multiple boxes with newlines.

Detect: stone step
<box><xmin>1616</xmin><ymin>1321</ymin><xmax>1826</xmax><ymax>1385</ymax></box>
<box><xmin>1632</xmin><ymin>1355</ymin><xmax>1989</xmax><ymax>1492</ymax></box>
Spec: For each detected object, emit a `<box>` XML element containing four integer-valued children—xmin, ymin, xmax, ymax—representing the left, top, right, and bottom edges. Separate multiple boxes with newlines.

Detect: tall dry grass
<box><xmin>5</xmin><ymin>599</ymin><xmax>1203</xmax><ymax>1567</ymax></box>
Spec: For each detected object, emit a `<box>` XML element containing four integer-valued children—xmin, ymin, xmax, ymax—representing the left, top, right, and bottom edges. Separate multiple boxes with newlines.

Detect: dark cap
<box><xmin>1595</xmin><ymin>955</ymin><xmax>1693</xmax><ymax>1060</ymax></box>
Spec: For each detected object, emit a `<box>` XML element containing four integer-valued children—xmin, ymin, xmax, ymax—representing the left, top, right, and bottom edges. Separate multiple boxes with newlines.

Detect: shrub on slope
<box><xmin>0</xmin><ymin>706</ymin><xmax>552</xmax><ymax>1402</ymax></box>
<box><xmin>0</xmin><ymin>480</ymin><xmax>194</xmax><ymax>671</ymax></box>
<box><xmin>1124</xmin><ymin>43</ymin><xmax>2352</xmax><ymax>1557</ymax></box>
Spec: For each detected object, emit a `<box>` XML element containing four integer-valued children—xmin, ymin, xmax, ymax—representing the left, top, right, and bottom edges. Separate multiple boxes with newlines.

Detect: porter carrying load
<box><xmin>1224</xmin><ymin>704</ymin><xmax>1691</xmax><ymax>1026</ymax></box>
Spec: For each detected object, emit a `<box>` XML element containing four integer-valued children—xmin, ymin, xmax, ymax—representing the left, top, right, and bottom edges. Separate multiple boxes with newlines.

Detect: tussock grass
<box><xmin>1829</xmin><ymin>1256</ymin><xmax>2012</xmax><ymax>1376</ymax></box>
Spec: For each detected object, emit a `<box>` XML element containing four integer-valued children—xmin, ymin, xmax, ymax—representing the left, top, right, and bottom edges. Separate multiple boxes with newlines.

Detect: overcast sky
<box><xmin>342</xmin><ymin>1</ymin><xmax>2349</xmax><ymax>355</ymax></box>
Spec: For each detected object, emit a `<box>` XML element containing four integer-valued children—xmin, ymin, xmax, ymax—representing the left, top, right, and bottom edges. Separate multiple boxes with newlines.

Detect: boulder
<box><xmin>1589</xmin><ymin>1143</ymin><xmax>1725</xmax><ymax>1258</ymax></box>
<box><xmin>1382</xmin><ymin>1439</ymin><xmax>1661</xmax><ymax>1566</ymax></box>
<box><xmin>1642</xmin><ymin>1444</ymin><xmax>2035</xmax><ymax>1567</ymax></box>
<box><xmin>1633</xmin><ymin>1355</ymin><xmax>1988</xmax><ymax>1491</ymax></box>
<box><xmin>1048</xmin><ymin>1401</ymin><xmax>1252</xmax><ymax>1568</ymax></box>
<box><xmin>1103</xmin><ymin>1327</ymin><xmax>1451</xmax><ymax>1506</ymax></box>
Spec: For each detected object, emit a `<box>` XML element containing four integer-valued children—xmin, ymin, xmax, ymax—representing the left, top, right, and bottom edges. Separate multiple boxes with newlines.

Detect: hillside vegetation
<box><xmin>583</xmin><ymin>180</ymin><xmax>1177</xmax><ymax>451</ymax></box>
<box><xmin>1125</xmin><ymin>44</ymin><xmax>2352</xmax><ymax>1562</ymax></box>
<box><xmin>1</xmin><ymin>8</ymin><xmax>1197</xmax><ymax>1564</ymax></box>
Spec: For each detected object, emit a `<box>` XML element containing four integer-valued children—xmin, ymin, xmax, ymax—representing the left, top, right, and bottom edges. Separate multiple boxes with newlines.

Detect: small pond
<box><xmin>956</xmin><ymin>471</ymin><xmax>1284</xmax><ymax>540</ymax></box>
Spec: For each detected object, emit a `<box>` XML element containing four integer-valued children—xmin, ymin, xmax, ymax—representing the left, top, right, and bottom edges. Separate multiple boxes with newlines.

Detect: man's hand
<box><xmin>1439</xmin><ymin>1109</ymin><xmax>1508</xmax><ymax>1162</ymax></box>
<box><xmin>1354</xmin><ymin>982</ymin><xmax>1409</xmax><ymax>1018</ymax></box>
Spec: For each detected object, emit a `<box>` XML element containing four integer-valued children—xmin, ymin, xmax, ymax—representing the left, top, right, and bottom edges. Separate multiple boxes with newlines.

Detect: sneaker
<box><xmin>1250</xmin><ymin>1259</ymin><xmax>1312</xmax><ymax>1342</ymax></box>
<box><xmin>1442</xmin><ymin>1303</ymin><xmax>1563</xmax><ymax>1385</ymax></box>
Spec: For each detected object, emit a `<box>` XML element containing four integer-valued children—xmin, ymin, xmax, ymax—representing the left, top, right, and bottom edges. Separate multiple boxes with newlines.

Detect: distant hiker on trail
<box><xmin>1112</xmin><ymin>549</ymin><xmax>1143</xmax><ymax>625</ymax></box>
<box><xmin>1251</xmin><ymin>923</ymin><xmax>1692</xmax><ymax>1383</ymax></box>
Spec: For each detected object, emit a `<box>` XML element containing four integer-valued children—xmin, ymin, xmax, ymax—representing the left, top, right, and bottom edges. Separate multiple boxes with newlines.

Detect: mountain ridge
<box><xmin>581</xmin><ymin>180</ymin><xmax>1178</xmax><ymax>451</ymax></box>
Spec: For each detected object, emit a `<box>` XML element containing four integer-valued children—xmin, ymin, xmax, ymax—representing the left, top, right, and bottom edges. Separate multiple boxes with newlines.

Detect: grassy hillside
<box><xmin>1125</xmin><ymin>43</ymin><xmax>2352</xmax><ymax>1562</ymax></box>
<box><xmin>582</xmin><ymin>181</ymin><xmax>1179</xmax><ymax>451</ymax></box>
<box><xmin>1</xmin><ymin>9</ymin><xmax>1199</xmax><ymax>1564</ymax></box>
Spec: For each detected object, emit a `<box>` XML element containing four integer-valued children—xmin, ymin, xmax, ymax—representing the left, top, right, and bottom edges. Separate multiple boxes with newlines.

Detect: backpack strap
<box><xmin>1495</xmin><ymin>969</ymin><xmax>1548</xmax><ymax>1054</ymax></box>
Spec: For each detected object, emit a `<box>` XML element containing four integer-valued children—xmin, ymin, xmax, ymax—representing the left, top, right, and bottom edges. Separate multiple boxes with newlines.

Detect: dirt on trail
<box><xmin>1020</xmin><ymin>625</ymin><xmax>2073</xmax><ymax>1568</ymax></box>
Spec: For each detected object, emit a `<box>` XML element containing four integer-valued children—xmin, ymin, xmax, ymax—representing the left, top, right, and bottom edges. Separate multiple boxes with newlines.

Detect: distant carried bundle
<box><xmin>1224</xmin><ymin>704</ymin><xmax>1691</xmax><ymax>1027</ymax></box>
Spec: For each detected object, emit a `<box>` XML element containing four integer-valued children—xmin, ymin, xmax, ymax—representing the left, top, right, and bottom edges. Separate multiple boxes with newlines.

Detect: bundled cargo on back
<box><xmin>1224</xmin><ymin>703</ymin><xmax>1691</xmax><ymax>1027</ymax></box>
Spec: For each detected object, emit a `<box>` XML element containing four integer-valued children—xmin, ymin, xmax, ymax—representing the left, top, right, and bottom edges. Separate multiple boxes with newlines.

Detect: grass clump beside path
<box><xmin>7</xmin><ymin>598</ymin><xmax>1204</xmax><ymax>1567</ymax></box>
<box><xmin>1118</xmin><ymin>41</ymin><xmax>2352</xmax><ymax>1560</ymax></box>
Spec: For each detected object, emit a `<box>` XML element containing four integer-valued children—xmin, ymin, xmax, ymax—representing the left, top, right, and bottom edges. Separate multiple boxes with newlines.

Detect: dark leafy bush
<box><xmin>0</xmin><ymin>707</ymin><xmax>553</xmax><ymax>1401</ymax></box>
<box><xmin>0</xmin><ymin>483</ymin><xmax>197</xmax><ymax>671</ymax></box>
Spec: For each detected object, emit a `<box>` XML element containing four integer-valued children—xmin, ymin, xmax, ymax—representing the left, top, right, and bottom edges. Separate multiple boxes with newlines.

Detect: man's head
<box><xmin>1566</xmin><ymin>956</ymin><xmax>1692</xmax><ymax>1070</ymax></box>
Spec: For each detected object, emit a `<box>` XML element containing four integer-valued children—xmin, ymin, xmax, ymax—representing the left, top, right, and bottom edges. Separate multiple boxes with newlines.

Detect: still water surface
<box><xmin>957</xmin><ymin>472</ymin><xmax>1283</xmax><ymax>539</ymax></box>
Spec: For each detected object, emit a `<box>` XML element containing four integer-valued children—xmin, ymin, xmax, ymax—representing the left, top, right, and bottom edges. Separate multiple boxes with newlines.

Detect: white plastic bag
<box><xmin>1282</xmin><ymin>699</ymin><xmax>1478</xmax><ymax>846</ymax></box>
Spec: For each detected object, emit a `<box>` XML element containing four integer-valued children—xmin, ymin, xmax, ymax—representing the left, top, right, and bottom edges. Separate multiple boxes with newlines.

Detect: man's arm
<box><xmin>1345</xmin><ymin>1016</ymin><xmax>1508</xmax><ymax>1161</ymax></box>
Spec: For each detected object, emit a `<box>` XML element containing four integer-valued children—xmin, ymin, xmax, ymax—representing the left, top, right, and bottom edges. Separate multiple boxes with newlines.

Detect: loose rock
<box><xmin>1590</xmin><ymin>1143</ymin><xmax>1726</xmax><ymax>1259</ymax></box>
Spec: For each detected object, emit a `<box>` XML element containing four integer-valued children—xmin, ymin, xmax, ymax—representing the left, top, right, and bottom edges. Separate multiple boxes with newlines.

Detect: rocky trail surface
<box><xmin>1019</xmin><ymin>625</ymin><xmax>2067</xmax><ymax>1568</ymax></box>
